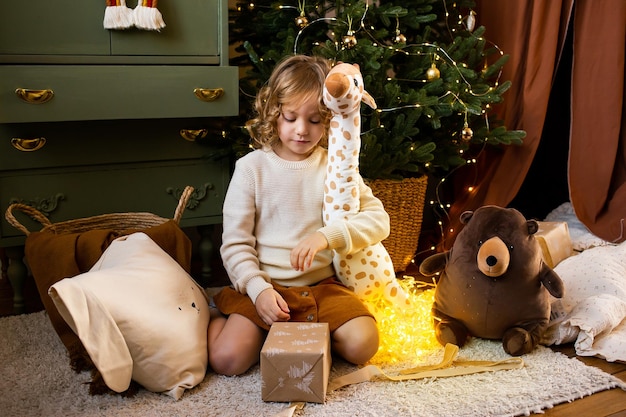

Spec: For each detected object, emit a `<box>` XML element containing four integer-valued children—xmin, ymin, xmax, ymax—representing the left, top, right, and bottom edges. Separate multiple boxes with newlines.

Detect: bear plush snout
<box><xmin>477</xmin><ymin>236</ymin><xmax>510</xmax><ymax>277</ymax></box>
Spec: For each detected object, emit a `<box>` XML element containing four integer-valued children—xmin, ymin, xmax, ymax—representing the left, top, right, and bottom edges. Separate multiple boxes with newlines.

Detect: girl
<box><xmin>208</xmin><ymin>55</ymin><xmax>389</xmax><ymax>376</ymax></box>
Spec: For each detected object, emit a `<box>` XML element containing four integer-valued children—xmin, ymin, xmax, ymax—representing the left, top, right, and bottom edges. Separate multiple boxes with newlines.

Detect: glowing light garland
<box><xmin>368</xmin><ymin>276</ymin><xmax>440</xmax><ymax>365</ymax></box>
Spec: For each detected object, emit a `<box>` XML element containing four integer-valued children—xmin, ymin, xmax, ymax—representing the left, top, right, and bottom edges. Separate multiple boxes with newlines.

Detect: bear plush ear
<box><xmin>460</xmin><ymin>210</ymin><xmax>474</xmax><ymax>224</ymax></box>
<box><xmin>419</xmin><ymin>252</ymin><xmax>449</xmax><ymax>276</ymax></box>
<box><xmin>527</xmin><ymin>219</ymin><xmax>539</xmax><ymax>235</ymax></box>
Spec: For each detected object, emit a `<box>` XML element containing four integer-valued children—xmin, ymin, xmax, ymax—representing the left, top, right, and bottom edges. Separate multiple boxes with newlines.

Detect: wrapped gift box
<box><xmin>260</xmin><ymin>322</ymin><xmax>331</xmax><ymax>403</ymax></box>
<box><xmin>536</xmin><ymin>221</ymin><xmax>574</xmax><ymax>268</ymax></box>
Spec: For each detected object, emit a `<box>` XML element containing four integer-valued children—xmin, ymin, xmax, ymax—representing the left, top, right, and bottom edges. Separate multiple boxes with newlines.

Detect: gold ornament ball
<box><xmin>426</xmin><ymin>63</ymin><xmax>440</xmax><ymax>81</ymax></box>
<box><xmin>394</xmin><ymin>33</ymin><xmax>406</xmax><ymax>44</ymax></box>
<box><xmin>295</xmin><ymin>15</ymin><xmax>308</xmax><ymax>29</ymax></box>
<box><xmin>342</xmin><ymin>34</ymin><xmax>357</xmax><ymax>49</ymax></box>
<box><xmin>461</xmin><ymin>126</ymin><xmax>474</xmax><ymax>142</ymax></box>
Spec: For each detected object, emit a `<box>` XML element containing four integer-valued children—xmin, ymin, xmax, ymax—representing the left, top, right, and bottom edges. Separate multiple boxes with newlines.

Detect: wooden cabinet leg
<box><xmin>197</xmin><ymin>225</ymin><xmax>214</xmax><ymax>287</ymax></box>
<box><xmin>0</xmin><ymin>248</ymin><xmax>7</xmax><ymax>281</ymax></box>
<box><xmin>5</xmin><ymin>246</ymin><xmax>27</xmax><ymax>315</ymax></box>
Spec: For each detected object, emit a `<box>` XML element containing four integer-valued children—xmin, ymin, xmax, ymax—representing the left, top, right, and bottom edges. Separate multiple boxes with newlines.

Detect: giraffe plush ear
<box><xmin>362</xmin><ymin>90</ymin><xmax>377</xmax><ymax>109</ymax></box>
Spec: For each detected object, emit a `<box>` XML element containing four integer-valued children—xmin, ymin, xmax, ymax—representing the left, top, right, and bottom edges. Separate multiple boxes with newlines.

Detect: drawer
<box><xmin>0</xmin><ymin>118</ymin><xmax>230</xmax><ymax>171</ymax></box>
<box><xmin>0</xmin><ymin>0</ymin><xmax>220</xmax><ymax>58</ymax></box>
<box><xmin>1</xmin><ymin>159</ymin><xmax>229</xmax><ymax>241</ymax></box>
<box><xmin>0</xmin><ymin>65</ymin><xmax>239</xmax><ymax>123</ymax></box>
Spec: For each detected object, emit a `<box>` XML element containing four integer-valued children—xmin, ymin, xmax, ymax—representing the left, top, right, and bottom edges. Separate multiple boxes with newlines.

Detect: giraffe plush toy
<box><xmin>322</xmin><ymin>62</ymin><xmax>410</xmax><ymax>316</ymax></box>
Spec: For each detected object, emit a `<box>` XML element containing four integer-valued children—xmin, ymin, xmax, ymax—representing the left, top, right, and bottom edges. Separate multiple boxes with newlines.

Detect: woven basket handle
<box><xmin>173</xmin><ymin>185</ymin><xmax>194</xmax><ymax>223</ymax></box>
<box><xmin>5</xmin><ymin>203</ymin><xmax>52</xmax><ymax>236</ymax></box>
<box><xmin>5</xmin><ymin>186</ymin><xmax>195</xmax><ymax>235</ymax></box>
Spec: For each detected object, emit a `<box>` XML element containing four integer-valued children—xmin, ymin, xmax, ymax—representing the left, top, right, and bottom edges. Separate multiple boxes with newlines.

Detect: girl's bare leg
<box><xmin>208</xmin><ymin>313</ymin><xmax>266</xmax><ymax>376</ymax></box>
<box><xmin>332</xmin><ymin>316</ymin><xmax>379</xmax><ymax>365</ymax></box>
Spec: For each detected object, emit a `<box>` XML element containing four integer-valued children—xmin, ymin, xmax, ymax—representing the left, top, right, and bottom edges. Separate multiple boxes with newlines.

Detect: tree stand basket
<box><xmin>367</xmin><ymin>177</ymin><xmax>428</xmax><ymax>272</ymax></box>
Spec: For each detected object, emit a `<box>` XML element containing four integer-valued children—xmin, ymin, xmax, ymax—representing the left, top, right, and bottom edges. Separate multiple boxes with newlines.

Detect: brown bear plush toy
<box><xmin>419</xmin><ymin>205</ymin><xmax>565</xmax><ymax>356</ymax></box>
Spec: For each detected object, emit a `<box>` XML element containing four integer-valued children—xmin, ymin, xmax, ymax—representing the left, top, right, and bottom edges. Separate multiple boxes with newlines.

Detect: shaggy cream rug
<box><xmin>1</xmin><ymin>310</ymin><xmax>624</xmax><ymax>417</ymax></box>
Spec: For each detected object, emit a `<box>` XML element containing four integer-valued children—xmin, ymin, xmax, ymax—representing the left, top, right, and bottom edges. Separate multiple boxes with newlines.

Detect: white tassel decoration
<box><xmin>103</xmin><ymin>0</ymin><xmax>134</xmax><ymax>30</ymax></box>
<box><xmin>133</xmin><ymin>3</ymin><xmax>166</xmax><ymax>31</ymax></box>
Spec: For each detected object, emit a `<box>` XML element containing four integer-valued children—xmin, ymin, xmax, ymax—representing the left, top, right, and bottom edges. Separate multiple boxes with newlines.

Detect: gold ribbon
<box><xmin>329</xmin><ymin>343</ymin><xmax>524</xmax><ymax>391</ymax></box>
<box><xmin>273</xmin><ymin>344</ymin><xmax>524</xmax><ymax>417</ymax></box>
<box><xmin>273</xmin><ymin>402</ymin><xmax>305</xmax><ymax>417</ymax></box>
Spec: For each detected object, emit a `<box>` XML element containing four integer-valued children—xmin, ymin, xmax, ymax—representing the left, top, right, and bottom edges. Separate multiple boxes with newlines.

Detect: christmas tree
<box><xmin>228</xmin><ymin>0</ymin><xmax>525</xmax><ymax>181</ymax></box>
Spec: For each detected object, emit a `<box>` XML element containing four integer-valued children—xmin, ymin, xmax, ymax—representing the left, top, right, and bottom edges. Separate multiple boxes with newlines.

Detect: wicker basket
<box><xmin>5</xmin><ymin>186</ymin><xmax>194</xmax><ymax>237</ymax></box>
<box><xmin>367</xmin><ymin>176</ymin><xmax>428</xmax><ymax>272</ymax></box>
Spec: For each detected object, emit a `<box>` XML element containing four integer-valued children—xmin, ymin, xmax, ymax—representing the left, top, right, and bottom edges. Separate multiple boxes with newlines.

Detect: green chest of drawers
<box><xmin>0</xmin><ymin>0</ymin><xmax>238</xmax><ymax>313</ymax></box>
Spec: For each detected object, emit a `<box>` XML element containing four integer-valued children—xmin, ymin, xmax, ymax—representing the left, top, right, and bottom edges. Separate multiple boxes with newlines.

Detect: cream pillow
<box><xmin>49</xmin><ymin>232</ymin><xmax>210</xmax><ymax>400</ymax></box>
<box><xmin>542</xmin><ymin>242</ymin><xmax>626</xmax><ymax>362</ymax></box>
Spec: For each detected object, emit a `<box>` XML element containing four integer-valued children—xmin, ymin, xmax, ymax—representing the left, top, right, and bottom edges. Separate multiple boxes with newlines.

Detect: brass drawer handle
<box><xmin>194</xmin><ymin>87</ymin><xmax>224</xmax><ymax>102</ymax></box>
<box><xmin>11</xmin><ymin>137</ymin><xmax>47</xmax><ymax>152</ymax></box>
<box><xmin>180</xmin><ymin>129</ymin><xmax>208</xmax><ymax>142</ymax></box>
<box><xmin>15</xmin><ymin>88</ymin><xmax>54</xmax><ymax>104</ymax></box>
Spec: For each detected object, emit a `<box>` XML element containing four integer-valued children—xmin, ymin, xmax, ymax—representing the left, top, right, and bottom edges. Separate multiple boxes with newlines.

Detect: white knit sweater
<box><xmin>220</xmin><ymin>147</ymin><xmax>390</xmax><ymax>303</ymax></box>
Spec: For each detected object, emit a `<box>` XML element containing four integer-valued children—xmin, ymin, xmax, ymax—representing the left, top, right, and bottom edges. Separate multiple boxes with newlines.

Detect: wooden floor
<box><xmin>1</xmin><ymin>261</ymin><xmax>624</xmax><ymax>416</ymax></box>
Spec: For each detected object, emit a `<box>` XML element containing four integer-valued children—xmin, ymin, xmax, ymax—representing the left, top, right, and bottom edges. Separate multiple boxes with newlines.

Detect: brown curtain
<box><xmin>443</xmin><ymin>0</ymin><xmax>626</xmax><ymax>247</ymax></box>
<box><xmin>569</xmin><ymin>0</ymin><xmax>626</xmax><ymax>243</ymax></box>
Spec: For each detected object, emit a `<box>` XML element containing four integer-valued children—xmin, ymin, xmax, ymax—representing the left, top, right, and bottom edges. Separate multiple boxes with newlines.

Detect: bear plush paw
<box><xmin>503</xmin><ymin>327</ymin><xmax>534</xmax><ymax>356</ymax></box>
<box><xmin>435</xmin><ymin>319</ymin><xmax>470</xmax><ymax>348</ymax></box>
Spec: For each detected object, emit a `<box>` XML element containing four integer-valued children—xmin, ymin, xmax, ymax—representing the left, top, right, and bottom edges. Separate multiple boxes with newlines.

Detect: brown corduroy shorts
<box><xmin>213</xmin><ymin>277</ymin><xmax>374</xmax><ymax>332</ymax></box>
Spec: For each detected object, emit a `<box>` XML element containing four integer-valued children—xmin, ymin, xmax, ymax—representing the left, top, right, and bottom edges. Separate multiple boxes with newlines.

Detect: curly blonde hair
<box><xmin>246</xmin><ymin>55</ymin><xmax>333</xmax><ymax>150</ymax></box>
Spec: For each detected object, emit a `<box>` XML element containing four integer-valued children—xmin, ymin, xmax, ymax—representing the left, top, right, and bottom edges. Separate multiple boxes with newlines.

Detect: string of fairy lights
<box><xmin>237</xmin><ymin>0</ymin><xmax>508</xmax><ymax>253</ymax></box>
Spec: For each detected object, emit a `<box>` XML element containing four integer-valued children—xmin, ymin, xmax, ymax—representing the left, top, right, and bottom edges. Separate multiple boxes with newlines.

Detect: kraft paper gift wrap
<box><xmin>261</xmin><ymin>322</ymin><xmax>331</xmax><ymax>403</ymax></box>
<box><xmin>536</xmin><ymin>221</ymin><xmax>574</xmax><ymax>268</ymax></box>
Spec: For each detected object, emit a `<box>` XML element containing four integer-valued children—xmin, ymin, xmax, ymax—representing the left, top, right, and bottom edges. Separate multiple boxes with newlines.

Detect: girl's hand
<box><xmin>255</xmin><ymin>289</ymin><xmax>290</xmax><ymax>325</ymax></box>
<box><xmin>290</xmin><ymin>231</ymin><xmax>329</xmax><ymax>271</ymax></box>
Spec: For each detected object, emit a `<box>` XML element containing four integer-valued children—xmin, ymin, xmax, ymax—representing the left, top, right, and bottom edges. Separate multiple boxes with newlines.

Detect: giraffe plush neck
<box><xmin>323</xmin><ymin>63</ymin><xmax>375</xmax><ymax>219</ymax></box>
<box><xmin>322</xmin><ymin>63</ymin><xmax>409</xmax><ymax>315</ymax></box>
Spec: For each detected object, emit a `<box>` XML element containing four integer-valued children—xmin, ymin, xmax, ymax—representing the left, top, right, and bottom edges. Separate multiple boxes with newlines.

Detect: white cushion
<box><xmin>542</xmin><ymin>242</ymin><xmax>626</xmax><ymax>362</ymax></box>
<box><xmin>49</xmin><ymin>232</ymin><xmax>210</xmax><ymax>399</ymax></box>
